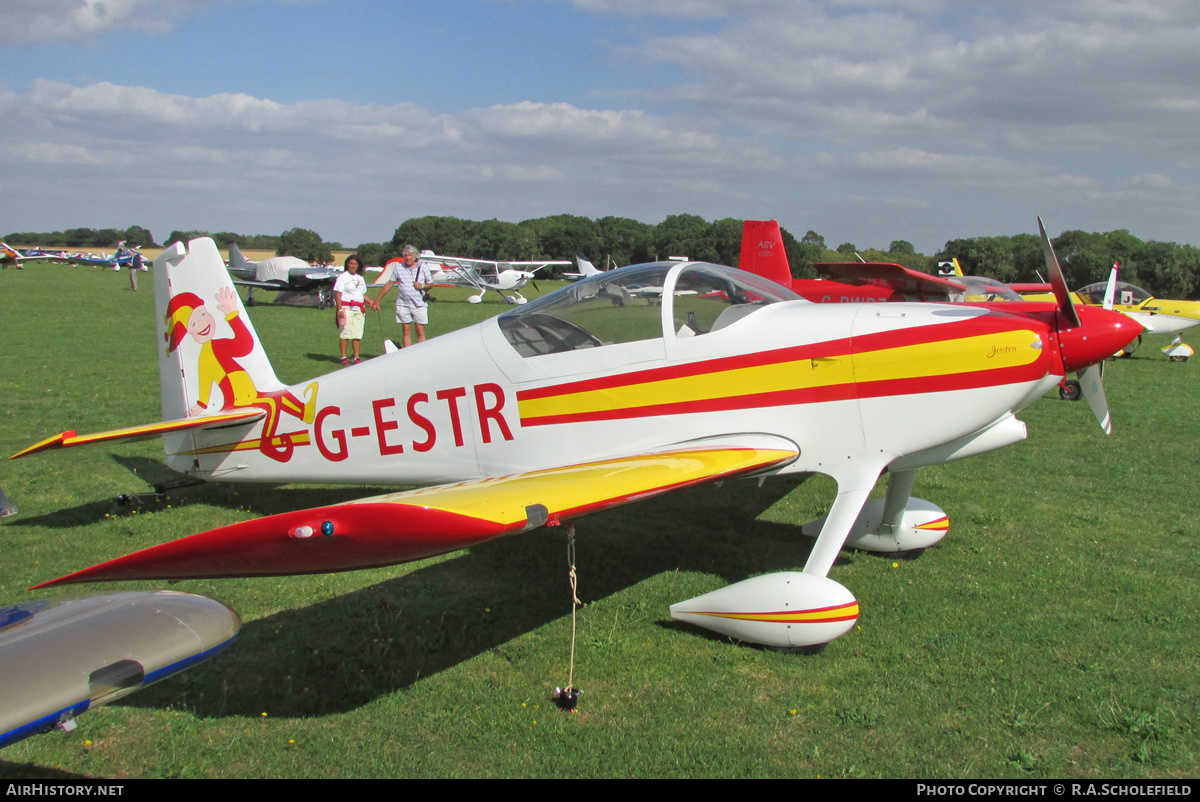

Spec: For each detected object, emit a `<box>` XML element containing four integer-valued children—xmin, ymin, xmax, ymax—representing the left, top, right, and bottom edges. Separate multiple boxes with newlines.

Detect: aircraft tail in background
<box><xmin>576</xmin><ymin>253</ymin><xmax>601</xmax><ymax>277</ymax></box>
<box><xmin>738</xmin><ymin>220</ymin><xmax>793</xmax><ymax>290</ymax></box>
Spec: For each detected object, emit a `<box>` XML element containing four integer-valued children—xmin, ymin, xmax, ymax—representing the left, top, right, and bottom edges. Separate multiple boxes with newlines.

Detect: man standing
<box><xmin>370</xmin><ymin>244</ymin><xmax>432</xmax><ymax>347</ymax></box>
<box><xmin>334</xmin><ymin>254</ymin><xmax>368</xmax><ymax>365</ymax></box>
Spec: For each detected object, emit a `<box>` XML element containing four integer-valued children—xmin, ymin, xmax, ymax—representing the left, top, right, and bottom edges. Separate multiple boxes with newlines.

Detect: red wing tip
<box><xmin>29</xmin><ymin>577</ymin><xmax>72</xmax><ymax>590</ymax></box>
<box><xmin>10</xmin><ymin>430</ymin><xmax>77</xmax><ymax>459</ymax></box>
<box><xmin>29</xmin><ymin>566</ymin><xmax>103</xmax><ymax>589</ymax></box>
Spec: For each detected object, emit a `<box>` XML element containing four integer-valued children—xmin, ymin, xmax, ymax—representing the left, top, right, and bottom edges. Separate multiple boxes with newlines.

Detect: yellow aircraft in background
<box><xmin>941</xmin><ymin>257</ymin><xmax>1198</xmax><ymax>357</ymax></box>
<box><xmin>1018</xmin><ymin>262</ymin><xmax>1200</xmax><ymax>338</ymax></box>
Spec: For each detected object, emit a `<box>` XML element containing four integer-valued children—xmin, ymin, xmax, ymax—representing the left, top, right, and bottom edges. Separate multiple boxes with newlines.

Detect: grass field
<box><xmin>0</xmin><ymin>263</ymin><xmax>1197</xmax><ymax>779</ymax></box>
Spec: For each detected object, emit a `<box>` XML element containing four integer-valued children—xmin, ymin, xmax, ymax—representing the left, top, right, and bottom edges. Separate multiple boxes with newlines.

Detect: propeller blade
<box><xmin>1103</xmin><ymin>261</ymin><xmax>1118</xmax><ymax>310</ymax></box>
<box><xmin>1078</xmin><ymin>363</ymin><xmax>1112</xmax><ymax>434</ymax></box>
<box><xmin>1038</xmin><ymin>216</ymin><xmax>1081</xmax><ymax>328</ymax></box>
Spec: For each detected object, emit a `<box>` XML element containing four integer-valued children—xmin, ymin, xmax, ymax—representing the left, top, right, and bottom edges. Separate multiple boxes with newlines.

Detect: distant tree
<box><xmin>122</xmin><ymin>225</ymin><xmax>157</xmax><ymax>248</ymax></box>
<box><xmin>278</xmin><ymin>228</ymin><xmax>332</xmax><ymax>263</ymax></box>
<box><xmin>653</xmin><ymin>214</ymin><xmax>720</xmax><ymax>262</ymax></box>
<box><xmin>63</xmin><ymin>228</ymin><xmax>95</xmax><ymax>247</ymax></box>
<box><xmin>888</xmin><ymin>240</ymin><xmax>915</xmax><ymax>255</ymax></box>
<box><xmin>166</xmin><ymin>230</ymin><xmax>211</xmax><ymax>246</ymax></box>
<box><xmin>709</xmin><ymin>218</ymin><xmax>743</xmax><ymax>266</ymax></box>
<box><xmin>469</xmin><ymin>218</ymin><xmax>520</xmax><ymax>260</ymax></box>
<box><xmin>212</xmin><ymin>232</ymin><xmax>247</xmax><ymax>248</ymax></box>
<box><xmin>940</xmin><ymin>236</ymin><xmax>1017</xmax><ymax>282</ymax></box>
<box><xmin>1009</xmin><ymin>233</ymin><xmax>1044</xmax><ymax>283</ymax></box>
<box><xmin>96</xmin><ymin>228</ymin><xmax>124</xmax><ymax>246</ymax></box>
<box><xmin>801</xmin><ymin>230</ymin><xmax>826</xmax><ymax>250</ymax></box>
<box><xmin>1052</xmin><ymin>230</ymin><xmax>1111</xmax><ymax>288</ymax></box>
<box><xmin>1137</xmin><ymin>240</ymin><xmax>1199</xmax><ymax>299</ymax></box>
<box><xmin>790</xmin><ymin>230</ymin><xmax>825</xmax><ymax>276</ymax></box>
<box><xmin>524</xmin><ymin>214</ymin><xmax>596</xmax><ymax>262</ymax></box>
<box><xmin>836</xmin><ymin>242</ymin><xmax>857</xmax><ymax>255</ymax></box>
<box><xmin>390</xmin><ymin>216</ymin><xmax>473</xmax><ymax>259</ymax></box>
<box><xmin>592</xmin><ymin>216</ymin><xmax>652</xmax><ymax>267</ymax></box>
<box><xmin>355</xmin><ymin>242</ymin><xmax>385</xmax><ymax>267</ymax></box>
<box><xmin>244</xmin><ymin>234</ymin><xmax>281</xmax><ymax>250</ymax></box>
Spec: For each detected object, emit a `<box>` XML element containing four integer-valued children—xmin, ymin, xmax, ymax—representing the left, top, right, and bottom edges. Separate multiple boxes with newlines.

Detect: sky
<box><xmin>3</xmin><ymin>0</ymin><xmax>1200</xmax><ymax>255</ymax></box>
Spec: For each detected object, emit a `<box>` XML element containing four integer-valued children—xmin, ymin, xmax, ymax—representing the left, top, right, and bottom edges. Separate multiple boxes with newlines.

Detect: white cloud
<box><xmin>616</xmin><ymin>1</ymin><xmax>1200</xmax><ymax>164</ymax></box>
<box><xmin>0</xmin><ymin>0</ymin><xmax>225</xmax><ymax>44</ymax></box>
<box><xmin>6</xmin><ymin>1</ymin><xmax>1200</xmax><ymax>251</ymax></box>
<box><xmin>1121</xmin><ymin>173</ymin><xmax>1172</xmax><ymax>190</ymax></box>
<box><xmin>0</xmin><ymin>80</ymin><xmax>785</xmax><ymax>244</ymax></box>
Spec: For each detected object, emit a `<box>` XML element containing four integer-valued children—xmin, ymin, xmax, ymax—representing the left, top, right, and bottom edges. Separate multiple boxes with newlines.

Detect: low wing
<box><xmin>10</xmin><ymin>409</ymin><xmax>266</xmax><ymax>459</ymax></box>
<box><xmin>294</xmin><ymin>270</ymin><xmax>338</xmax><ymax>282</ymax></box>
<box><xmin>231</xmin><ymin>279</ymin><xmax>291</xmax><ymax>290</ymax></box>
<box><xmin>812</xmin><ymin>262</ymin><xmax>966</xmax><ymax>296</ymax></box>
<box><xmin>0</xmin><ymin>591</ymin><xmax>240</xmax><ymax>748</ymax></box>
<box><xmin>33</xmin><ymin>434</ymin><xmax>798</xmax><ymax>587</ymax></box>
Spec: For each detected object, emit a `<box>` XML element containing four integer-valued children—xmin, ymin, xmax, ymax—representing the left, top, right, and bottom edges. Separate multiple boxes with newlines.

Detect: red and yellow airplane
<box><xmin>738</xmin><ymin>220</ymin><xmax>968</xmax><ymax>303</ymax></box>
<box><xmin>12</xmin><ymin>220</ymin><xmax>1138</xmax><ymax>652</ymax></box>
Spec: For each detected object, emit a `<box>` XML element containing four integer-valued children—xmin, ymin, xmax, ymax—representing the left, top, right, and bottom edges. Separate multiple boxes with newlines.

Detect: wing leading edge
<box><xmin>33</xmin><ymin>434</ymin><xmax>799</xmax><ymax>588</ymax></box>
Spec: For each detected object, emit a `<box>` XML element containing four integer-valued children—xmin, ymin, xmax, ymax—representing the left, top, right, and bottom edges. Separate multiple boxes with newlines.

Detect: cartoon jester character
<box><xmin>165</xmin><ymin>286</ymin><xmax>317</xmax><ymax>462</ymax></box>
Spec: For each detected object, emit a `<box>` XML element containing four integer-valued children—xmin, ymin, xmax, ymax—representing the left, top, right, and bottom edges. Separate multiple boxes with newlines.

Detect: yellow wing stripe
<box><xmin>346</xmin><ymin>445</ymin><xmax>798</xmax><ymax>526</ymax></box>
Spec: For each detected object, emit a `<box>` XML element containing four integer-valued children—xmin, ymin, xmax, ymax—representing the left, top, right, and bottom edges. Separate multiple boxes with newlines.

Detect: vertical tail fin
<box><xmin>576</xmin><ymin>253</ymin><xmax>600</xmax><ymax>277</ymax></box>
<box><xmin>156</xmin><ymin>239</ymin><xmax>286</xmax><ymax>408</ymax></box>
<box><xmin>227</xmin><ymin>242</ymin><xmax>254</xmax><ymax>278</ymax></box>
<box><xmin>156</xmin><ymin>238</ymin><xmax>311</xmax><ymax>470</ymax></box>
<box><xmin>738</xmin><ymin>220</ymin><xmax>793</xmax><ymax>290</ymax></box>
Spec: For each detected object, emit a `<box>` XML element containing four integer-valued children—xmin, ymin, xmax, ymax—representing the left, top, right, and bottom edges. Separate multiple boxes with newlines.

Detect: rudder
<box><xmin>155</xmin><ymin>238</ymin><xmax>302</xmax><ymax>469</ymax></box>
<box><xmin>738</xmin><ymin>220</ymin><xmax>793</xmax><ymax>290</ymax></box>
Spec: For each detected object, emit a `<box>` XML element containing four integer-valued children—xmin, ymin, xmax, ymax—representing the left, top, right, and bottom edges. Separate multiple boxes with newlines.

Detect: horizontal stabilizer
<box><xmin>10</xmin><ymin>409</ymin><xmax>266</xmax><ymax>459</ymax></box>
<box><xmin>34</xmin><ymin>435</ymin><xmax>798</xmax><ymax>586</ymax></box>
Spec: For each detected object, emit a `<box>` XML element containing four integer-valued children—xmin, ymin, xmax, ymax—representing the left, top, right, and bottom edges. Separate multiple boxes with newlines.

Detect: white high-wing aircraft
<box><xmin>15</xmin><ymin>222</ymin><xmax>1139</xmax><ymax>653</ymax></box>
<box><xmin>416</xmin><ymin>251</ymin><xmax>572</xmax><ymax>304</ymax></box>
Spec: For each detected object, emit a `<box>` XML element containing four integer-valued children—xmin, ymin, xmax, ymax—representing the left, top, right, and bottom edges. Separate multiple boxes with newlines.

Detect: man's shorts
<box><xmin>395</xmin><ymin>305</ymin><xmax>428</xmax><ymax>325</ymax></box>
<box><xmin>339</xmin><ymin>308</ymin><xmax>365</xmax><ymax>339</ymax></box>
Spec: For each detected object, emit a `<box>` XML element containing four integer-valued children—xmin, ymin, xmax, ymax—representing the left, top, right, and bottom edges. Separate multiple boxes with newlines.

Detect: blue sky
<box><xmin>4</xmin><ymin>0</ymin><xmax>1200</xmax><ymax>255</ymax></box>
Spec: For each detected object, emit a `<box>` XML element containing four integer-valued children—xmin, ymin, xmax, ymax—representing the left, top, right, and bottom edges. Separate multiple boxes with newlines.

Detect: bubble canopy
<box><xmin>955</xmin><ymin>275</ymin><xmax>1025</xmax><ymax>303</ymax></box>
<box><xmin>1076</xmin><ymin>281</ymin><xmax>1153</xmax><ymax>305</ymax></box>
<box><xmin>498</xmin><ymin>261</ymin><xmax>802</xmax><ymax>358</ymax></box>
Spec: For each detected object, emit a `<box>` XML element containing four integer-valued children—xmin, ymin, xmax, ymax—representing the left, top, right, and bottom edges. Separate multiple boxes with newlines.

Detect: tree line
<box><xmin>4</xmin><ymin>225</ymin><xmax>157</xmax><ymax>249</ymax></box>
<box><xmin>9</xmin><ymin>216</ymin><xmax>1199</xmax><ymax>299</ymax></box>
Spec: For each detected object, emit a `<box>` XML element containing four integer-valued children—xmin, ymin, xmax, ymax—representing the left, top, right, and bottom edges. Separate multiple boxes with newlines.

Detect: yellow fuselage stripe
<box><xmin>519</xmin><ymin>330</ymin><xmax>1039</xmax><ymax>420</ymax></box>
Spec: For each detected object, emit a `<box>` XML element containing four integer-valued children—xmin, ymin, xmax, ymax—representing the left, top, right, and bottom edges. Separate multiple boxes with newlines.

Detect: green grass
<box><xmin>1</xmin><ymin>263</ymin><xmax>1198</xmax><ymax>778</ymax></box>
